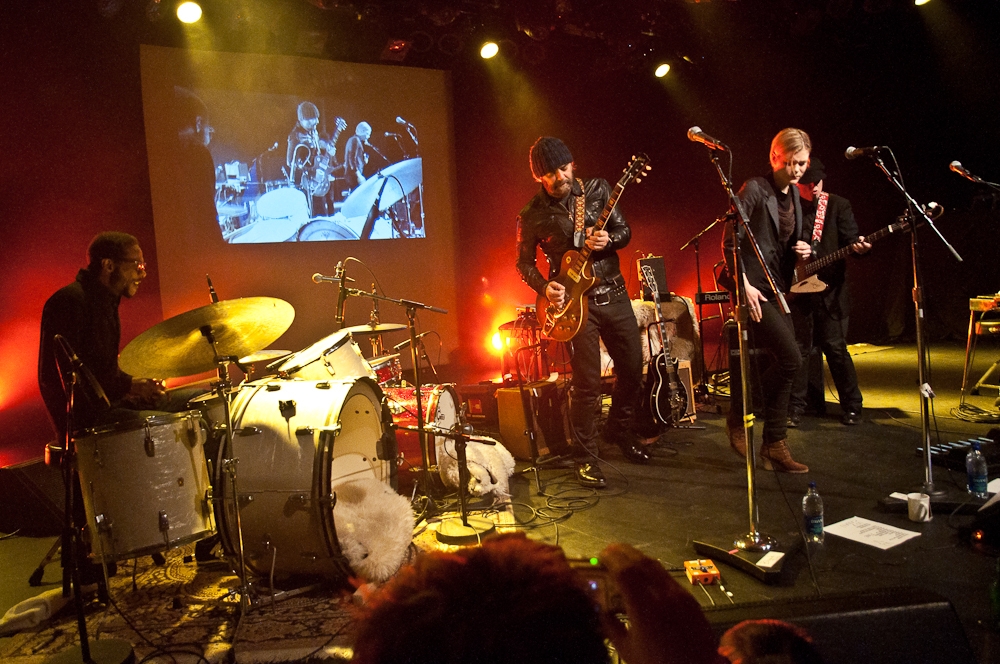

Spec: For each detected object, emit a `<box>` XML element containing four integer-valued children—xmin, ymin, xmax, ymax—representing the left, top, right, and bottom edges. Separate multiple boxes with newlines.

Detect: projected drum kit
<box><xmin>75</xmin><ymin>290</ymin><xmax>460</xmax><ymax>606</ymax></box>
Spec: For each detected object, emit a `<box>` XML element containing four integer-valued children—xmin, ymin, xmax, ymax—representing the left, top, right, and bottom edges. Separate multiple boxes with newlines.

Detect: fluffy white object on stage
<box><xmin>437</xmin><ymin>436</ymin><xmax>516</xmax><ymax>499</ymax></box>
<box><xmin>333</xmin><ymin>479</ymin><xmax>415</xmax><ymax>584</ymax></box>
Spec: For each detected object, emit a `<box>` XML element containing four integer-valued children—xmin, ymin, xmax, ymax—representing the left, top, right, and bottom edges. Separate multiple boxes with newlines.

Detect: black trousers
<box><xmin>568</xmin><ymin>292</ymin><xmax>644</xmax><ymax>459</ymax></box>
<box><xmin>789</xmin><ymin>295</ymin><xmax>863</xmax><ymax>414</ymax></box>
<box><xmin>728</xmin><ymin>300</ymin><xmax>801</xmax><ymax>445</ymax></box>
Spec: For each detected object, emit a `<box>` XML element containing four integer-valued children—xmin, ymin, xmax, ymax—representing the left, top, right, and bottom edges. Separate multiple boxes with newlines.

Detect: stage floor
<box><xmin>2</xmin><ymin>342</ymin><xmax>999</xmax><ymax>662</ymax></box>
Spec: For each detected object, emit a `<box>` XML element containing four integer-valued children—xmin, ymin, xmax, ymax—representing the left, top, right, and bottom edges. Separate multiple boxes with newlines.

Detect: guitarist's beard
<box><xmin>545</xmin><ymin>177</ymin><xmax>573</xmax><ymax>199</ymax></box>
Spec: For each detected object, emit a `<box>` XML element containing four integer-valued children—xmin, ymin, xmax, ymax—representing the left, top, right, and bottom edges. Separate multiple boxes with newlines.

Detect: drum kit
<box><xmin>71</xmin><ymin>283</ymin><xmax>471</xmax><ymax>604</ymax></box>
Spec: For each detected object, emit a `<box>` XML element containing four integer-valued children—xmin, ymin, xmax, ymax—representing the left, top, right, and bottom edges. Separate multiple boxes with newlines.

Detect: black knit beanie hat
<box><xmin>529</xmin><ymin>137</ymin><xmax>573</xmax><ymax>179</ymax></box>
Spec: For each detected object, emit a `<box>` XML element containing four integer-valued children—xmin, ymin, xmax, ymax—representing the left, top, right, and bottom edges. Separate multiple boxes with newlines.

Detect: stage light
<box><xmin>481</xmin><ymin>41</ymin><xmax>499</xmax><ymax>59</ymax></box>
<box><xmin>914</xmin><ymin>0</ymin><xmax>931</xmax><ymax>5</ymax></box>
<box><xmin>491</xmin><ymin>331</ymin><xmax>504</xmax><ymax>352</ymax></box>
<box><xmin>177</xmin><ymin>1</ymin><xmax>203</xmax><ymax>23</ymax></box>
<box><xmin>654</xmin><ymin>63</ymin><xmax>670</xmax><ymax>78</ymax></box>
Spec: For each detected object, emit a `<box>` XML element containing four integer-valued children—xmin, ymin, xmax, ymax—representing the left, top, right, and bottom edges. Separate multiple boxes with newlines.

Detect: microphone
<box><xmin>335</xmin><ymin>261</ymin><xmax>348</xmax><ymax>324</ymax></box>
<box><xmin>54</xmin><ymin>334</ymin><xmax>110</xmax><ymax>407</ymax></box>
<box><xmin>844</xmin><ymin>145</ymin><xmax>882</xmax><ymax>160</ymax></box>
<box><xmin>312</xmin><ymin>272</ymin><xmax>339</xmax><ymax>283</ymax></box>
<box><xmin>686</xmin><ymin>127</ymin><xmax>728</xmax><ymax>151</ymax></box>
<box><xmin>384</xmin><ymin>132</ymin><xmax>400</xmax><ymax>137</ymax></box>
<box><xmin>950</xmin><ymin>160</ymin><xmax>979</xmax><ymax>183</ymax></box>
<box><xmin>395</xmin><ymin>116</ymin><xmax>412</xmax><ymax>127</ymax></box>
<box><xmin>268</xmin><ymin>142</ymin><xmax>279</xmax><ymax>151</ymax></box>
<box><xmin>393</xmin><ymin>331</ymin><xmax>432</xmax><ymax>352</ymax></box>
<box><xmin>206</xmin><ymin>274</ymin><xmax>219</xmax><ymax>303</ymax></box>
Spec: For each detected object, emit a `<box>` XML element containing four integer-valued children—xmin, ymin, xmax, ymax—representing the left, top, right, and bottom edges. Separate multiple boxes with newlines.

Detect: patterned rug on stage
<box><xmin>0</xmin><ymin>506</ymin><xmax>515</xmax><ymax>664</ymax></box>
<box><xmin>0</xmin><ymin>543</ymin><xmax>360</xmax><ymax>664</ymax></box>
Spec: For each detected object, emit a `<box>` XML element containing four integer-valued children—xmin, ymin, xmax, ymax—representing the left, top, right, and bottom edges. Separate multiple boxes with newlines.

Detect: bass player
<box><xmin>788</xmin><ymin>157</ymin><xmax>870</xmax><ymax>426</ymax></box>
<box><xmin>516</xmin><ymin>137</ymin><xmax>649</xmax><ymax>489</ymax></box>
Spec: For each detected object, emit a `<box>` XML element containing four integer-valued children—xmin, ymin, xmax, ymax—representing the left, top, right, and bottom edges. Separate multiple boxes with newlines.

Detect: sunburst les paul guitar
<box><xmin>789</xmin><ymin>218</ymin><xmax>909</xmax><ymax>294</ymax></box>
<box><xmin>536</xmin><ymin>153</ymin><xmax>651</xmax><ymax>342</ymax></box>
<box><xmin>641</xmin><ymin>264</ymin><xmax>688</xmax><ymax>426</ymax></box>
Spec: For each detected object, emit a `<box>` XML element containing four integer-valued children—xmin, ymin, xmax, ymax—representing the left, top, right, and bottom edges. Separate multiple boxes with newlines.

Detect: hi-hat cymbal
<box><xmin>239</xmin><ymin>349</ymin><xmax>291</xmax><ymax>365</ymax></box>
<box><xmin>119</xmin><ymin>297</ymin><xmax>295</xmax><ymax>378</ymax></box>
<box><xmin>342</xmin><ymin>323</ymin><xmax>408</xmax><ymax>335</ymax></box>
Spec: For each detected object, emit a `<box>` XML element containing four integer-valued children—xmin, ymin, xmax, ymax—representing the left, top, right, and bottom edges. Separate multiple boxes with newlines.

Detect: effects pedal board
<box><xmin>684</xmin><ymin>559</ymin><xmax>720</xmax><ymax>585</ymax></box>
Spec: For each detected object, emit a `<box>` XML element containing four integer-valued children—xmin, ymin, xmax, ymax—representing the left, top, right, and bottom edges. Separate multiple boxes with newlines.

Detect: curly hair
<box><xmin>351</xmin><ymin>533</ymin><xmax>608</xmax><ymax>664</ymax></box>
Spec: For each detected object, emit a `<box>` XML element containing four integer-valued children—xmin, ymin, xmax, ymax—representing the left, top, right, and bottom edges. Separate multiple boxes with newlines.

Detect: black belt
<box><xmin>589</xmin><ymin>276</ymin><xmax>627</xmax><ymax>307</ymax></box>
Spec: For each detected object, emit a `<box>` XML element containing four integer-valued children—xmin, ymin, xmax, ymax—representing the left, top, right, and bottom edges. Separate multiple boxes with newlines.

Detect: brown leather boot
<box><xmin>760</xmin><ymin>440</ymin><xmax>809</xmax><ymax>473</ymax></box>
<box><xmin>726</xmin><ymin>419</ymin><xmax>748</xmax><ymax>458</ymax></box>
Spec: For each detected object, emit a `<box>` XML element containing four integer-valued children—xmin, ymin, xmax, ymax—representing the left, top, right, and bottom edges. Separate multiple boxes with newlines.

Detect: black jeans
<box><xmin>790</xmin><ymin>296</ymin><xmax>863</xmax><ymax>414</ymax></box>
<box><xmin>568</xmin><ymin>292</ymin><xmax>644</xmax><ymax>459</ymax></box>
<box><xmin>728</xmin><ymin>300</ymin><xmax>801</xmax><ymax>445</ymax></box>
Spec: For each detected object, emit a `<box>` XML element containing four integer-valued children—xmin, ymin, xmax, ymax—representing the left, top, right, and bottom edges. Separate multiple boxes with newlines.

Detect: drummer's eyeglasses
<box><xmin>118</xmin><ymin>259</ymin><xmax>147</xmax><ymax>272</ymax></box>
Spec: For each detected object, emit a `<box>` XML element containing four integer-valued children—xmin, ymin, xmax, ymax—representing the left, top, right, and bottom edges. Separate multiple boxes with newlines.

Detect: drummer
<box><xmin>38</xmin><ymin>232</ymin><xmax>191</xmax><ymax>438</ymax></box>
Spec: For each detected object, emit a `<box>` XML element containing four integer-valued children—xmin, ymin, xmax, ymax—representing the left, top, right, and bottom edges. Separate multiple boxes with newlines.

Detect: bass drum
<box><xmin>382</xmin><ymin>384</ymin><xmax>459</xmax><ymax>470</ymax></box>
<box><xmin>75</xmin><ymin>412</ymin><xmax>213</xmax><ymax>562</ymax></box>
<box><xmin>217</xmin><ymin>378</ymin><xmax>395</xmax><ymax>585</ymax></box>
<box><xmin>269</xmin><ymin>329</ymin><xmax>375</xmax><ymax>382</ymax></box>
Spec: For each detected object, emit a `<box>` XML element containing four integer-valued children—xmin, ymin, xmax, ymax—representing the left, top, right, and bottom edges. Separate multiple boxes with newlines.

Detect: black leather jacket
<box><xmin>515</xmin><ymin>177</ymin><xmax>630</xmax><ymax>299</ymax></box>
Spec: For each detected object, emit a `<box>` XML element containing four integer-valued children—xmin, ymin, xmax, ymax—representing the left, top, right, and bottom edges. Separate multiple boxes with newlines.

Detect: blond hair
<box><xmin>771</xmin><ymin>128</ymin><xmax>811</xmax><ymax>162</ymax></box>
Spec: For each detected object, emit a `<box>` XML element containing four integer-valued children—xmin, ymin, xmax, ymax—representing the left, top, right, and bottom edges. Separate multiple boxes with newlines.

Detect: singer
<box><xmin>516</xmin><ymin>137</ymin><xmax>649</xmax><ymax>490</ymax></box>
<box><xmin>721</xmin><ymin>128</ymin><xmax>811</xmax><ymax>473</ymax></box>
<box><xmin>345</xmin><ymin>121</ymin><xmax>373</xmax><ymax>190</ymax></box>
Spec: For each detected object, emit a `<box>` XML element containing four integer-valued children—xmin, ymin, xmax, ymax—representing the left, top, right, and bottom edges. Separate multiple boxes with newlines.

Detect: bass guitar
<box><xmin>789</xmin><ymin>217</ymin><xmax>909</xmax><ymax>294</ymax></box>
<box><xmin>536</xmin><ymin>153</ymin><xmax>651</xmax><ymax>341</ymax></box>
<box><xmin>640</xmin><ymin>264</ymin><xmax>688</xmax><ymax>426</ymax></box>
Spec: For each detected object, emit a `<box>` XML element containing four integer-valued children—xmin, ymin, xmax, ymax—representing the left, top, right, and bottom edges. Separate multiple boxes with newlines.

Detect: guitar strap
<box><xmin>572</xmin><ymin>178</ymin><xmax>586</xmax><ymax>248</ymax></box>
<box><xmin>810</xmin><ymin>191</ymin><xmax>830</xmax><ymax>245</ymax></box>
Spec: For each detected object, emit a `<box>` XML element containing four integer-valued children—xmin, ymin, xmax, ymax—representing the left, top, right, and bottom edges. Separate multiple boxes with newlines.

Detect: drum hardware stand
<box><xmin>861</xmin><ymin>149</ymin><xmax>962</xmax><ymax>498</ymax></box>
<box><xmin>680</xmin><ymin>214</ymin><xmax>733</xmax><ymax>403</ymax></box>
<box><xmin>690</xmin><ymin>144</ymin><xmax>788</xmax><ymax>584</ymax></box>
<box><xmin>367</xmin><ymin>285</ymin><xmax>385</xmax><ymax>357</ymax></box>
<box><xmin>48</xmin><ymin>335</ymin><xmax>135</xmax><ymax>664</ymax></box>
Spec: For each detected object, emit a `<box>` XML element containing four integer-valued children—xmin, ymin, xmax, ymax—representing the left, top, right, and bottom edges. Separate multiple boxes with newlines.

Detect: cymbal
<box><xmin>342</xmin><ymin>323</ymin><xmax>408</xmax><ymax>335</ymax></box>
<box><xmin>341</xmin><ymin>158</ymin><xmax>422</xmax><ymax>218</ymax></box>
<box><xmin>239</xmin><ymin>349</ymin><xmax>291</xmax><ymax>365</ymax></box>
<box><xmin>119</xmin><ymin>297</ymin><xmax>295</xmax><ymax>378</ymax></box>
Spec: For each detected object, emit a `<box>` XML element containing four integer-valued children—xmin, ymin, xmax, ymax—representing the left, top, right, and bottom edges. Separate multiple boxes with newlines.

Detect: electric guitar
<box><xmin>640</xmin><ymin>264</ymin><xmax>688</xmax><ymax>426</ymax></box>
<box><xmin>302</xmin><ymin>117</ymin><xmax>348</xmax><ymax>198</ymax></box>
<box><xmin>789</xmin><ymin>218</ymin><xmax>909</xmax><ymax>294</ymax></box>
<box><xmin>536</xmin><ymin>153</ymin><xmax>651</xmax><ymax>342</ymax></box>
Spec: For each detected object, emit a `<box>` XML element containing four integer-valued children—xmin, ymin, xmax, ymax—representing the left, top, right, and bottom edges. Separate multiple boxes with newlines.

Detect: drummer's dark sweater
<box><xmin>38</xmin><ymin>268</ymin><xmax>133</xmax><ymax>434</ymax></box>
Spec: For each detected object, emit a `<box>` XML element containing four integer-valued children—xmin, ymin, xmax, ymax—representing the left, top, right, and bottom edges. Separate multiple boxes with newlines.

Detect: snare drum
<box><xmin>383</xmin><ymin>384</ymin><xmax>460</xmax><ymax>468</ymax></box>
<box><xmin>217</xmin><ymin>378</ymin><xmax>395</xmax><ymax>584</ymax></box>
<box><xmin>369</xmin><ymin>353</ymin><xmax>403</xmax><ymax>387</ymax></box>
<box><xmin>75</xmin><ymin>411</ymin><xmax>213</xmax><ymax>562</ymax></box>
<box><xmin>270</xmin><ymin>329</ymin><xmax>376</xmax><ymax>382</ymax></box>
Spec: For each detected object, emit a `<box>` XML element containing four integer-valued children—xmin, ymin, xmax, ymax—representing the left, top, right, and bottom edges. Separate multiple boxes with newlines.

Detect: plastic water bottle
<box><xmin>966</xmin><ymin>442</ymin><xmax>989</xmax><ymax>499</ymax></box>
<box><xmin>802</xmin><ymin>481</ymin><xmax>824</xmax><ymax>544</ymax></box>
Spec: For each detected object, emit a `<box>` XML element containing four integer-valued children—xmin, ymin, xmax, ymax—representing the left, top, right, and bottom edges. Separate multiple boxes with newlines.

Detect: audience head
<box><xmin>351</xmin><ymin>533</ymin><xmax>608</xmax><ymax>664</ymax></box>
<box><xmin>719</xmin><ymin>619</ymin><xmax>823</xmax><ymax>664</ymax></box>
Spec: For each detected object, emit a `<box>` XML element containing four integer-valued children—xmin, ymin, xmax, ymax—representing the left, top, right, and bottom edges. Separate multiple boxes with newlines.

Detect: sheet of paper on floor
<box><xmin>824</xmin><ymin>516</ymin><xmax>921</xmax><ymax>550</ymax></box>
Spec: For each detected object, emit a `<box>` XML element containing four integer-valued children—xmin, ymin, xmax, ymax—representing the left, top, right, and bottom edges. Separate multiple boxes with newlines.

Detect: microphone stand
<box><xmin>680</xmin><ymin>213</ymin><xmax>730</xmax><ymax>399</ymax></box>
<box><xmin>865</xmin><ymin>151</ymin><xmax>962</xmax><ymax>498</ymax></box>
<box><xmin>692</xmin><ymin>148</ymin><xmax>790</xmax><ymax>584</ymax></box>
<box><xmin>49</xmin><ymin>338</ymin><xmax>134</xmax><ymax>664</ymax></box>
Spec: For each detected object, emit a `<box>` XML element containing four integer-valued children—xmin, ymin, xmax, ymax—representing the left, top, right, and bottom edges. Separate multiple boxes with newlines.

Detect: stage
<box><xmin>1</xmin><ymin>343</ymin><xmax>998</xmax><ymax>663</ymax></box>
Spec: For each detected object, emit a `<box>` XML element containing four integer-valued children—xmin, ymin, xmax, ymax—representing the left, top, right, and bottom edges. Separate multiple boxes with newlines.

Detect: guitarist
<box><xmin>286</xmin><ymin>101</ymin><xmax>341</xmax><ymax>214</ymax></box>
<box><xmin>788</xmin><ymin>157</ymin><xmax>870</xmax><ymax>427</ymax></box>
<box><xmin>516</xmin><ymin>137</ymin><xmax>649</xmax><ymax>490</ymax></box>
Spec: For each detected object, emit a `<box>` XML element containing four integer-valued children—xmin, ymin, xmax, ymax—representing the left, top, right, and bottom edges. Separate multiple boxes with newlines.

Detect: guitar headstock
<box><xmin>640</xmin><ymin>264</ymin><xmax>661</xmax><ymax>306</ymax></box>
<box><xmin>620</xmin><ymin>152</ymin><xmax>652</xmax><ymax>187</ymax></box>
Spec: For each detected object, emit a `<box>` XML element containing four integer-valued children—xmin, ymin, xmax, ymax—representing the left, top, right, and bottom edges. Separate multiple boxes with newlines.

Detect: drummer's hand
<box><xmin>126</xmin><ymin>378</ymin><xmax>166</xmax><ymax>407</ymax></box>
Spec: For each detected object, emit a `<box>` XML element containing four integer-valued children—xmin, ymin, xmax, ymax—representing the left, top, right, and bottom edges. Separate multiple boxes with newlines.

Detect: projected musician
<box><xmin>344</xmin><ymin>121</ymin><xmax>373</xmax><ymax>191</ymax></box>
<box><xmin>286</xmin><ymin>101</ymin><xmax>346</xmax><ymax>215</ymax></box>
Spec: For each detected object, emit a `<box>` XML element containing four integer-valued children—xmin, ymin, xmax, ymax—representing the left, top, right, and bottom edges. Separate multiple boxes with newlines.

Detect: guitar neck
<box><xmin>803</xmin><ymin>222</ymin><xmax>901</xmax><ymax>277</ymax></box>
<box><xmin>641</xmin><ymin>266</ymin><xmax>673</xmax><ymax>363</ymax></box>
<box><xmin>572</xmin><ymin>181</ymin><xmax>626</xmax><ymax>269</ymax></box>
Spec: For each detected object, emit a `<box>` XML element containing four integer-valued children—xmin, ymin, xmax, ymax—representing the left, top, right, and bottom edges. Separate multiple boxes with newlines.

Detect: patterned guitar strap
<box><xmin>571</xmin><ymin>178</ymin><xmax>587</xmax><ymax>247</ymax></box>
<box><xmin>810</xmin><ymin>191</ymin><xmax>830</xmax><ymax>251</ymax></box>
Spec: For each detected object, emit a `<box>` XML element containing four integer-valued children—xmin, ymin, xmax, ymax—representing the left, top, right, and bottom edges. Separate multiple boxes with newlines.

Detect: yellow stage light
<box><xmin>655</xmin><ymin>63</ymin><xmax>670</xmax><ymax>78</ymax></box>
<box><xmin>481</xmin><ymin>41</ymin><xmax>499</xmax><ymax>59</ymax></box>
<box><xmin>177</xmin><ymin>1</ymin><xmax>203</xmax><ymax>23</ymax></box>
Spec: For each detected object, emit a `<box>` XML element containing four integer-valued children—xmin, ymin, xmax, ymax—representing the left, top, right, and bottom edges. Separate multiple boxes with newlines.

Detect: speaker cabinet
<box><xmin>0</xmin><ymin>456</ymin><xmax>64</xmax><ymax>536</ymax></box>
<box><xmin>705</xmin><ymin>586</ymin><xmax>975</xmax><ymax>664</ymax></box>
<box><xmin>497</xmin><ymin>380</ymin><xmax>570</xmax><ymax>460</ymax></box>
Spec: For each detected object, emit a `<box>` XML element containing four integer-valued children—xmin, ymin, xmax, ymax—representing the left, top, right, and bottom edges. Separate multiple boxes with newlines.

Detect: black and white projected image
<box><xmin>212</xmin><ymin>102</ymin><xmax>425</xmax><ymax>244</ymax></box>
